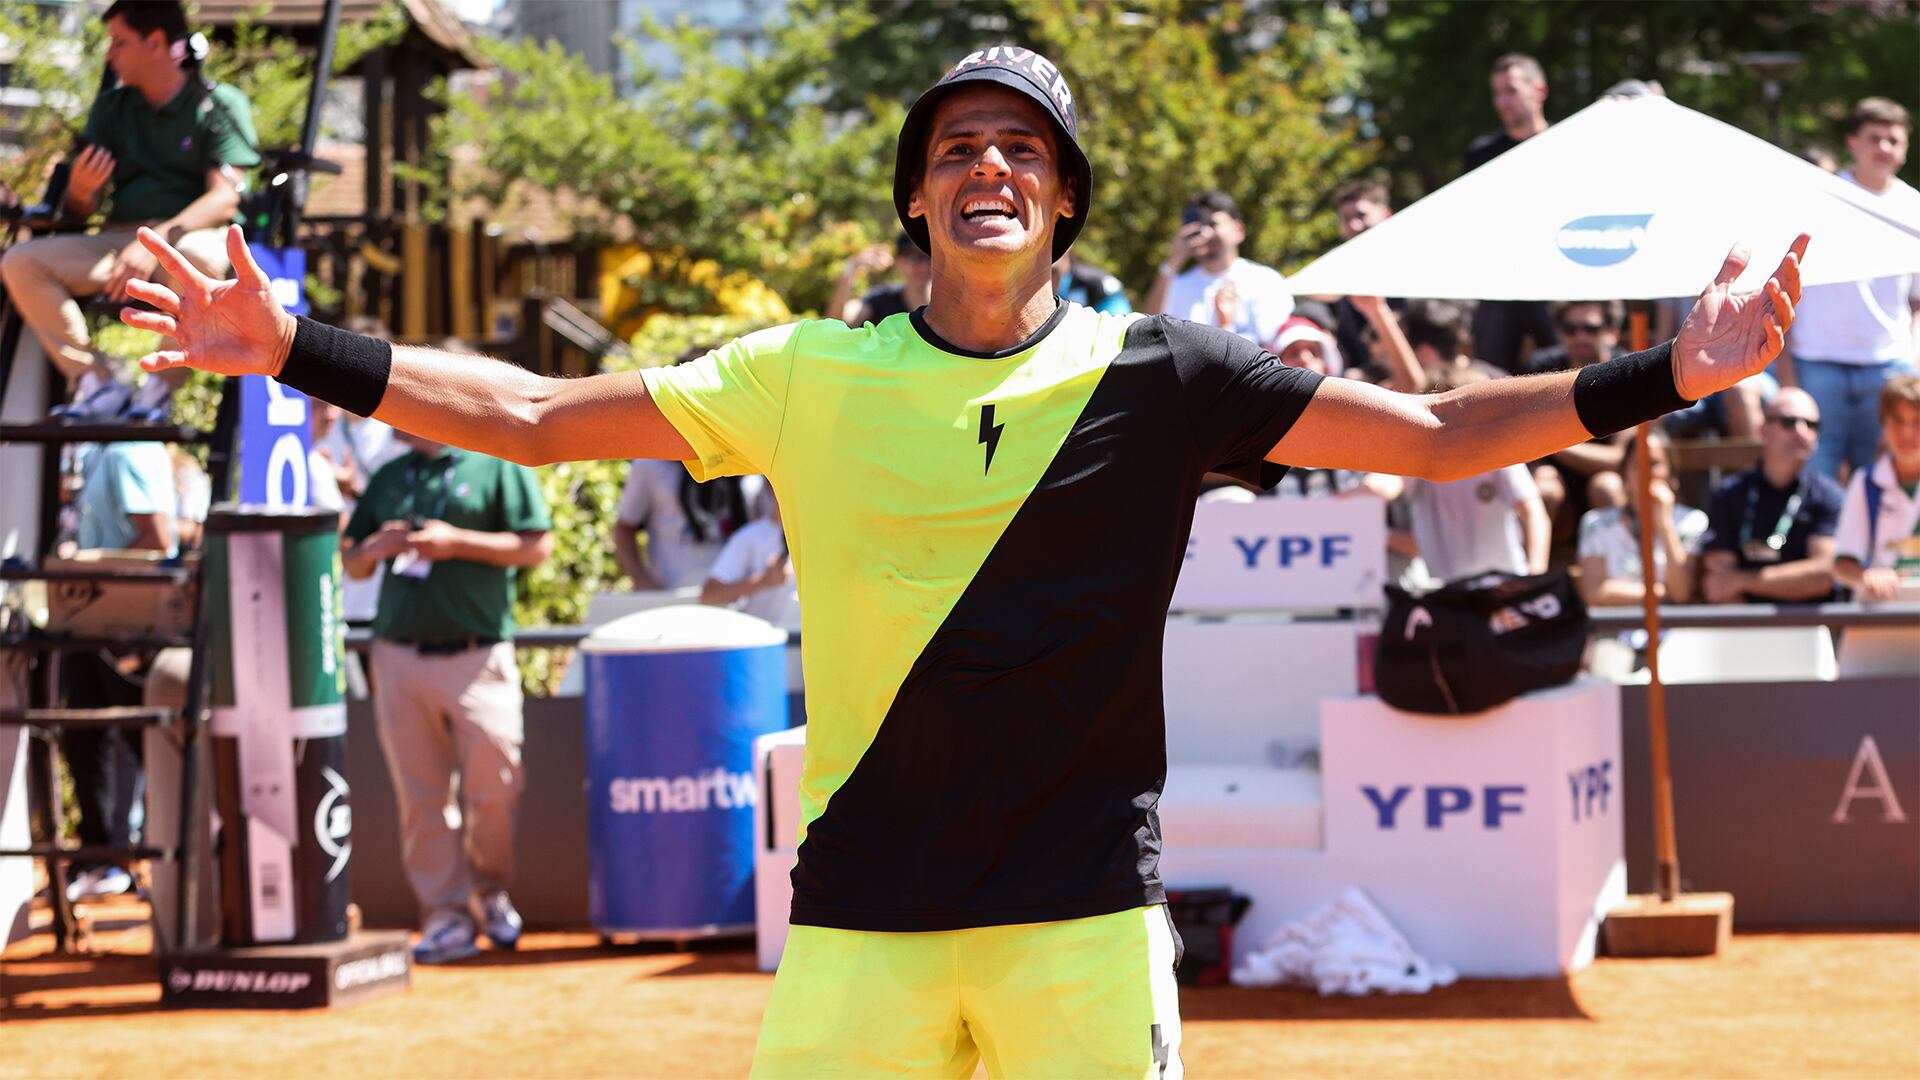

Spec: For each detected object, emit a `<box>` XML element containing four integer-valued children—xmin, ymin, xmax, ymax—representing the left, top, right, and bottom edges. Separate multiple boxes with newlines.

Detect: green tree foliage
<box><xmin>1361</xmin><ymin>0</ymin><xmax>1920</xmax><ymax>199</ymax></box>
<box><xmin>429</xmin><ymin>12</ymin><xmax>903</xmax><ymax>317</ymax></box>
<box><xmin>433</xmin><ymin>0</ymin><xmax>1372</xmax><ymax>309</ymax></box>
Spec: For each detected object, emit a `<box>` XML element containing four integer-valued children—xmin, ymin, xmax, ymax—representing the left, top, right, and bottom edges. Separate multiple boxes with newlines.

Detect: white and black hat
<box><xmin>893</xmin><ymin>46</ymin><xmax>1093</xmax><ymax>259</ymax></box>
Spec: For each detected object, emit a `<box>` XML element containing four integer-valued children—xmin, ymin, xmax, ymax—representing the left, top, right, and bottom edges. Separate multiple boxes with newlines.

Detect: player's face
<box><xmin>910</xmin><ymin>85</ymin><xmax>1075</xmax><ymax>263</ymax></box>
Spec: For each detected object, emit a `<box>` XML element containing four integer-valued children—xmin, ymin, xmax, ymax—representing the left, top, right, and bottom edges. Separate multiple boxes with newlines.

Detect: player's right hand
<box><xmin>120</xmin><ymin>224</ymin><xmax>297</xmax><ymax>379</ymax></box>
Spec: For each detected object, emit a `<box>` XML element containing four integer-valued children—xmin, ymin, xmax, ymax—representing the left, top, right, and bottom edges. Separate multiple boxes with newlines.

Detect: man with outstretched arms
<box><xmin>124</xmin><ymin>46</ymin><xmax>1802</xmax><ymax>1080</ymax></box>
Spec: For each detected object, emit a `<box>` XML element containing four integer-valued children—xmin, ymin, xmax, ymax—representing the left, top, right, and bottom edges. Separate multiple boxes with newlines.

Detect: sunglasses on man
<box><xmin>1768</xmin><ymin>414</ymin><xmax>1820</xmax><ymax>432</ymax></box>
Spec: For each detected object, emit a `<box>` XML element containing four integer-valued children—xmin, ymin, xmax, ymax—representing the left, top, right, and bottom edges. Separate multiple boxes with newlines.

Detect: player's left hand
<box><xmin>1672</xmin><ymin>233</ymin><xmax>1808</xmax><ymax>402</ymax></box>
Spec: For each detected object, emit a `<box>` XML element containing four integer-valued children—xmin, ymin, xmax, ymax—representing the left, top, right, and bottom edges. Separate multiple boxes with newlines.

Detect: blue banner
<box><xmin>238</xmin><ymin>244</ymin><xmax>312</xmax><ymax>507</ymax></box>
<box><xmin>238</xmin><ymin>374</ymin><xmax>312</xmax><ymax>508</ymax></box>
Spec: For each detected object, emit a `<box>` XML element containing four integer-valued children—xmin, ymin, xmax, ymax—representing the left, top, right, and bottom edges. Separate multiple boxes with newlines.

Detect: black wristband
<box><xmin>278</xmin><ymin>316</ymin><xmax>393</xmax><ymax>418</ymax></box>
<box><xmin>1571</xmin><ymin>340</ymin><xmax>1690</xmax><ymax>438</ymax></box>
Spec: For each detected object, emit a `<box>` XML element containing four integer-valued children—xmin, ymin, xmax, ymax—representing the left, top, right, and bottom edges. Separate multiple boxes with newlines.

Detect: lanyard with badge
<box><xmin>1738</xmin><ymin>481</ymin><xmax>1801</xmax><ymax>565</ymax></box>
<box><xmin>390</xmin><ymin>451</ymin><xmax>459</xmax><ymax>580</ymax></box>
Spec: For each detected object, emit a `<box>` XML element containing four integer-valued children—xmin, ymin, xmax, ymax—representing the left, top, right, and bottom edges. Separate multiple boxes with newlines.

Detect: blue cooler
<box><xmin>582</xmin><ymin>605</ymin><xmax>789</xmax><ymax>936</ymax></box>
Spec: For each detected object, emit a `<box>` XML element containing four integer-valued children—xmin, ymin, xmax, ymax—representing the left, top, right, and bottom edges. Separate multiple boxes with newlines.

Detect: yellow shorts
<box><xmin>751</xmin><ymin>905</ymin><xmax>1183</xmax><ymax>1079</ymax></box>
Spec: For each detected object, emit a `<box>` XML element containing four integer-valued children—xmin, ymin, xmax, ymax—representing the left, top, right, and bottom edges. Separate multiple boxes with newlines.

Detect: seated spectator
<box><xmin>1362</xmin><ymin>367</ymin><xmax>1549</xmax><ymax>582</ymax></box>
<box><xmin>828</xmin><ymin>231</ymin><xmax>932</xmax><ymax>326</ymax></box>
<box><xmin>1517</xmin><ymin>302</ymin><xmax>1632</xmax><ymax>551</ymax></box>
<box><xmin>1053</xmin><ymin>250</ymin><xmax>1131</xmax><ymax>314</ymax></box>
<box><xmin>702</xmin><ymin>491</ymin><xmax>797</xmax><ymax>627</ymax></box>
<box><xmin>1401</xmin><ymin>300</ymin><xmax>1505</xmax><ymax>383</ymax></box>
<box><xmin>0</xmin><ymin>2</ymin><xmax>259</xmax><ymax>421</ymax></box>
<box><xmin>168</xmin><ymin>444</ymin><xmax>210</xmax><ymax>549</ymax></box>
<box><xmin>1577</xmin><ymin>429</ymin><xmax>1706</xmax><ymax>606</ymax></box>
<box><xmin>1697</xmin><ymin>389</ymin><xmax>1844</xmax><ymax>603</ymax></box>
<box><xmin>1268</xmin><ymin>316</ymin><xmax>1342</xmax><ymax>377</ymax></box>
<box><xmin>1144</xmin><ymin>190</ymin><xmax>1293</xmax><ymax>345</ymax></box>
<box><xmin>59</xmin><ymin>439</ymin><xmax>177</xmax><ymax>901</ymax></box>
<box><xmin>1834</xmin><ymin>375</ymin><xmax>1920</xmax><ymax>601</ymax></box>
<box><xmin>1523</xmin><ymin>300</ymin><xmax>1624</xmax><ymax>374</ymax></box>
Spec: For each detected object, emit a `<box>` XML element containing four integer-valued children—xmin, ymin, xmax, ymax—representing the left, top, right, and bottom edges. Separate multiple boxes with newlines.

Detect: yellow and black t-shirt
<box><xmin>642</xmin><ymin>302</ymin><xmax>1323</xmax><ymax>932</ymax></box>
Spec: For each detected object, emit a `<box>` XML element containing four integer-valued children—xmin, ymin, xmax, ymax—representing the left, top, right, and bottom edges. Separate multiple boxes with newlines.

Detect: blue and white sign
<box><xmin>1555</xmin><ymin>214</ymin><xmax>1653</xmax><ymax>268</ymax></box>
<box><xmin>1172</xmin><ymin>495</ymin><xmax>1387</xmax><ymax>611</ymax></box>
<box><xmin>238</xmin><ymin>244</ymin><xmax>312</xmax><ymax>507</ymax></box>
<box><xmin>248</xmin><ymin>244</ymin><xmax>309</xmax><ymax>316</ymax></box>
<box><xmin>238</xmin><ymin>375</ymin><xmax>311</xmax><ymax>507</ymax></box>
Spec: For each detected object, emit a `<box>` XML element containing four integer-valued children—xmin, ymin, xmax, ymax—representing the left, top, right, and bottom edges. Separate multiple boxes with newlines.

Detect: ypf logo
<box><xmin>1556</xmin><ymin>214</ymin><xmax>1652</xmax><ymax>267</ymax></box>
<box><xmin>314</xmin><ymin>766</ymin><xmax>352</xmax><ymax>883</ymax></box>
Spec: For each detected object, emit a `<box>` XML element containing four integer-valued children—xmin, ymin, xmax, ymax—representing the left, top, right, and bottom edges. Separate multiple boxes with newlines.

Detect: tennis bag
<box><xmin>1375</xmin><ymin>569</ymin><xmax>1590</xmax><ymax>715</ymax></box>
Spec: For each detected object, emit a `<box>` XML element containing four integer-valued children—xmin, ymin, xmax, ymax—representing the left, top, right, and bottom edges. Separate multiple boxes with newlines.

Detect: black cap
<box><xmin>893</xmin><ymin>47</ymin><xmax>1093</xmax><ymax>260</ymax></box>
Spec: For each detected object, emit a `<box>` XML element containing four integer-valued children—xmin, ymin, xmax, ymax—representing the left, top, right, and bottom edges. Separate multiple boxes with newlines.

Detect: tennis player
<box><xmin>123</xmin><ymin>47</ymin><xmax>1803</xmax><ymax>1080</ymax></box>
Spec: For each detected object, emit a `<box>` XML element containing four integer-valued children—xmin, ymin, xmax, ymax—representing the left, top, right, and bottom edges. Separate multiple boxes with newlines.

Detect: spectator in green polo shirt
<box><xmin>0</xmin><ymin>1</ymin><xmax>258</xmax><ymax>421</ymax></box>
<box><xmin>342</xmin><ymin>430</ymin><xmax>552</xmax><ymax>964</ymax></box>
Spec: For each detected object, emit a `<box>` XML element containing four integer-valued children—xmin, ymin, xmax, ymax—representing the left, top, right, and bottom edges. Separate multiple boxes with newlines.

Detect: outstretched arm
<box><xmin>122</xmin><ymin>226</ymin><xmax>694</xmax><ymax>467</ymax></box>
<box><xmin>1270</xmin><ymin>237</ymin><xmax>1807</xmax><ymax>482</ymax></box>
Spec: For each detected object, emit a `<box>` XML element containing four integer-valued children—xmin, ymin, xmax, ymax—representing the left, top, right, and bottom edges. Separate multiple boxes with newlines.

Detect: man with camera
<box><xmin>1143</xmin><ymin>189</ymin><xmax>1294</xmax><ymax>346</ymax></box>
<box><xmin>342</xmin><ymin>431</ymin><xmax>551</xmax><ymax>963</ymax></box>
<box><xmin>0</xmin><ymin>1</ymin><xmax>257</xmax><ymax>420</ymax></box>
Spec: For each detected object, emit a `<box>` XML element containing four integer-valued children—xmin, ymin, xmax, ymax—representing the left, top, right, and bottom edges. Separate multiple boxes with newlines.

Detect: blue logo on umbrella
<box><xmin>1556</xmin><ymin>214</ymin><xmax>1653</xmax><ymax>267</ymax></box>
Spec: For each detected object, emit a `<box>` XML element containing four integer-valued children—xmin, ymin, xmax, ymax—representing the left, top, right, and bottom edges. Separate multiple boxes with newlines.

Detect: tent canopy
<box><xmin>1285</xmin><ymin>95</ymin><xmax>1920</xmax><ymax>302</ymax></box>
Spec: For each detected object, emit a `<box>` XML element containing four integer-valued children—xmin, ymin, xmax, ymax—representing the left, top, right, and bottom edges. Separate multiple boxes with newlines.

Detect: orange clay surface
<box><xmin>4</xmin><ymin>899</ymin><xmax>1916</xmax><ymax>1079</ymax></box>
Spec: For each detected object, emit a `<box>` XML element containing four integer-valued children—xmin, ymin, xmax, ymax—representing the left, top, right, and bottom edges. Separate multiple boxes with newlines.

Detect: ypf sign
<box><xmin>1172</xmin><ymin>495</ymin><xmax>1387</xmax><ymax>611</ymax></box>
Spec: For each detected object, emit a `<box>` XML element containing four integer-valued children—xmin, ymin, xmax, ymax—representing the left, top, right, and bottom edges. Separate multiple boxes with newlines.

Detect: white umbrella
<box><xmin>1285</xmin><ymin>94</ymin><xmax>1920</xmax><ymax>301</ymax></box>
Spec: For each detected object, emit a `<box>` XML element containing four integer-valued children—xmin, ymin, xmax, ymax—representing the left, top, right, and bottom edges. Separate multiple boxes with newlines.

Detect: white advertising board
<box><xmin>1171</xmin><ymin>495</ymin><xmax>1387</xmax><ymax>612</ymax></box>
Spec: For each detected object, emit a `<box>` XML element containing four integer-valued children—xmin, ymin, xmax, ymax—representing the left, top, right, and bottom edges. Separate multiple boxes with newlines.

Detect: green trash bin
<box><xmin>203</xmin><ymin>505</ymin><xmax>351</xmax><ymax>945</ymax></box>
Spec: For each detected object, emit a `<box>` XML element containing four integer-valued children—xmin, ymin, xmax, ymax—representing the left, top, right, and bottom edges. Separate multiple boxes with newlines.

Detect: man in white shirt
<box><xmin>1834</xmin><ymin>375</ymin><xmax>1920</xmax><ymax>601</ymax></box>
<box><xmin>1143</xmin><ymin>190</ymin><xmax>1293</xmax><ymax>346</ymax></box>
<box><xmin>613</xmin><ymin>460</ymin><xmax>766</xmax><ymax>590</ymax></box>
<box><xmin>1783</xmin><ymin>98</ymin><xmax>1920</xmax><ymax>481</ymax></box>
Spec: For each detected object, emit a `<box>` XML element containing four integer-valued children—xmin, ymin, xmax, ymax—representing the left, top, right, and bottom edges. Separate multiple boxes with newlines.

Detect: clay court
<box><xmin>4</xmin><ymin>899</ymin><xmax>1916</xmax><ymax>1079</ymax></box>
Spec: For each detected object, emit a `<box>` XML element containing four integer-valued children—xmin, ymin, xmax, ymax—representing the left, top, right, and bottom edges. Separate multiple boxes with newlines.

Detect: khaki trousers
<box><xmin>0</xmin><ymin>224</ymin><xmax>230</xmax><ymax>384</ymax></box>
<box><xmin>369</xmin><ymin>639</ymin><xmax>526</xmax><ymax>925</ymax></box>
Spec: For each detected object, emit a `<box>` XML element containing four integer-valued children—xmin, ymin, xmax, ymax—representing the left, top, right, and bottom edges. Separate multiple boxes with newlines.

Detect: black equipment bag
<box><xmin>1164</xmin><ymin>886</ymin><xmax>1251</xmax><ymax>986</ymax></box>
<box><xmin>1375</xmin><ymin>569</ymin><xmax>1590</xmax><ymax>715</ymax></box>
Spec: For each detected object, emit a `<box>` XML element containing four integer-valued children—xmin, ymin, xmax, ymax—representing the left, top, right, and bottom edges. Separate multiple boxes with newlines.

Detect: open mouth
<box><xmin>961</xmin><ymin>196</ymin><xmax>1020</xmax><ymax>222</ymax></box>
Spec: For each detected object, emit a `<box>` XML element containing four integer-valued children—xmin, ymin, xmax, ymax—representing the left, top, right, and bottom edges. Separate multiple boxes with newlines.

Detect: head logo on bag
<box><xmin>1376</xmin><ymin>570</ymin><xmax>1590</xmax><ymax>715</ymax></box>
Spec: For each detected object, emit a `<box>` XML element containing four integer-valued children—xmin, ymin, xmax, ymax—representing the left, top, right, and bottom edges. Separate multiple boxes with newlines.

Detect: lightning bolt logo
<box><xmin>978</xmin><ymin>403</ymin><xmax>1005</xmax><ymax>474</ymax></box>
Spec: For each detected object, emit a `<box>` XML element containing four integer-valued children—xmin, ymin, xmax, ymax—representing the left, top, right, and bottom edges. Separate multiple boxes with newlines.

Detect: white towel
<box><xmin>1231</xmin><ymin>887</ymin><xmax>1458</xmax><ymax>995</ymax></box>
